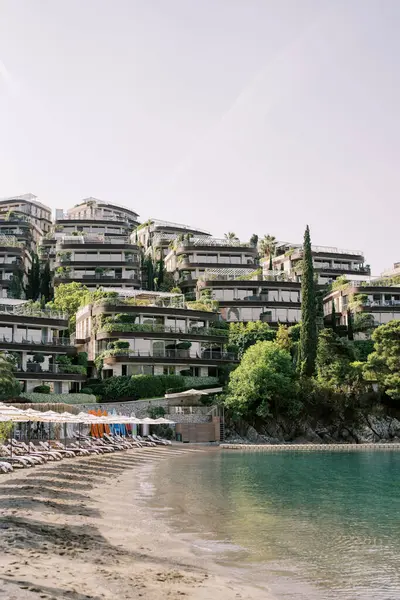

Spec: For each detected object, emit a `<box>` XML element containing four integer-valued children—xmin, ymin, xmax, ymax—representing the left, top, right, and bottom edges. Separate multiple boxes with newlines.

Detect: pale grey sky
<box><xmin>0</xmin><ymin>0</ymin><xmax>399</xmax><ymax>274</ymax></box>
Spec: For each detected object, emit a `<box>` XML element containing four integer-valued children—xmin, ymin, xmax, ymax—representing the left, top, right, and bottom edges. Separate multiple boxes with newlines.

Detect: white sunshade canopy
<box><xmin>0</xmin><ymin>404</ymin><xmax>175</xmax><ymax>425</ymax></box>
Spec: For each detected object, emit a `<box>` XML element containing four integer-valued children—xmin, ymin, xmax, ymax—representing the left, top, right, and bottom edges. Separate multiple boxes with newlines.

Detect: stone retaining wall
<box><xmin>221</xmin><ymin>443</ymin><xmax>400</xmax><ymax>451</ymax></box>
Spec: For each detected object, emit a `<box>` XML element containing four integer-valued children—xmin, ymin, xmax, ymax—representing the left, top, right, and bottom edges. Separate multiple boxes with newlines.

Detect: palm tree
<box><xmin>259</xmin><ymin>234</ymin><xmax>277</xmax><ymax>258</ymax></box>
<box><xmin>224</xmin><ymin>232</ymin><xmax>239</xmax><ymax>244</ymax></box>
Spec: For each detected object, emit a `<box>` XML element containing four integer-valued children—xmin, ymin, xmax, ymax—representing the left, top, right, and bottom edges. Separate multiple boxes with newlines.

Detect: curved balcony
<box><xmin>96</xmin><ymin>323</ymin><xmax>228</xmax><ymax>343</ymax></box>
<box><xmin>0</xmin><ymin>336</ymin><xmax>75</xmax><ymax>353</ymax></box>
<box><xmin>15</xmin><ymin>364</ymin><xmax>86</xmax><ymax>381</ymax></box>
<box><xmin>103</xmin><ymin>348</ymin><xmax>236</xmax><ymax>366</ymax></box>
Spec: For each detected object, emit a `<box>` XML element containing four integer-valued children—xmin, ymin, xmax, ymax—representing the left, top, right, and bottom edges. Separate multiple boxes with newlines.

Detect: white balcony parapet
<box><xmin>57</xmin><ymin>212</ymin><xmax>131</xmax><ymax>223</ymax></box>
<box><xmin>0</xmin><ymin>302</ymin><xmax>68</xmax><ymax>320</ymax></box>
<box><xmin>148</xmin><ymin>219</ymin><xmax>211</xmax><ymax>235</ymax></box>
<box><xmin>56</xmin><ymin>234</ymin><xmax>133</xmax><ymax>245</ymax></box>
<box><xmin>0</xmin><ymin>235</ymin><xmax>24</xmax><ymax>248</ymax></box>
<box><xmin>179</xmin><ymin>236</ymin><xmax>249</xmax><ymax>248</ymax></box>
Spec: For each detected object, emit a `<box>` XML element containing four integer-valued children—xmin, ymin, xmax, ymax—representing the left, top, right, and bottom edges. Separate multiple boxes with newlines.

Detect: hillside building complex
<box><xmin>0</xmin><ymin>192</ymin><xmax>398</xmax><ymax>389</ymax></box>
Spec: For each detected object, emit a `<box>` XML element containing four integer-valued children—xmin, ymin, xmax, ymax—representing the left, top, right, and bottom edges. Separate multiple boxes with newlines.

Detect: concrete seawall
<box><xmin>221</xmin><ymin>443</ymin><xmax>400</xmax><ymax>451</ymax></box>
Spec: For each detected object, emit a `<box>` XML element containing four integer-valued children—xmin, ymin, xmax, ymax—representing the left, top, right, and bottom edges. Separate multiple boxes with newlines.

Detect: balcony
<box><xmin>103</xmin><ymin>349</ymin><xmax>236</xmax><ymax>363</ymax></box>
<box><xmin>361</xmin><ymin>299</ymin><xmax>400</xmax><ymax>308</ymax></box>
<box><xmin>0</xmin><ymin>336</ymin><xmax>74</xmax><ymax>352</ymax></box>
<box><xmin>15</xmin><ymin>364</ymin><xmax>86</xmax><ymax>380</ymax></box>
<box><xmin>97</xmin><ymin>323</ymin><xmax>228</xmax><ymax>338</ymax></box>
<box><xmin>56</xmin><ymin>234</ymin><xmax>135</xmax><ymax>245</ymax></box>
<box><xmin>0</xmin><ymin>235</ymin><xmax>24</xmax><ymax>248</ymax></box>
<box><xmin>0</xmin><ymin>304</ymin><xmax>68</xmax><ymax>320</ymax></box>
<box><xmin>57</xmin><ymin>213</ymin><xmax>131</xmax><ymax>223</ymax></box>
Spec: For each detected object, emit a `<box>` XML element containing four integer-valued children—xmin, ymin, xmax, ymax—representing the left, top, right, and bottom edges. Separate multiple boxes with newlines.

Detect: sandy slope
<box><xmin>0</xmin><ymin>446</ymin><xmax>270</xmax><ymax>600</ymax></box>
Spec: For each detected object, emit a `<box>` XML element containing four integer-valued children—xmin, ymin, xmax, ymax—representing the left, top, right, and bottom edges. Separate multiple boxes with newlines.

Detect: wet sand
<box><xmin>0</xmin><ymin>446</ymin><xmax>270</xmax><ymax>600</ymax></box>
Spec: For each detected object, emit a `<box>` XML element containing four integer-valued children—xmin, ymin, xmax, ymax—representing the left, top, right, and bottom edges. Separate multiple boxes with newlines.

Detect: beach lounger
<box><xmin>3</xmin><ymin>444</ymin><xmax>44</xmax><ymax>465</ymax></box>
<box><xmin>148</xmin><ymin>434</ymin><xmax>170</xmax><ymax>446</ymax></box>
<box><xmin>0</xmin><ymin>446</ymin><xmax>34</xmax><ymax>467</ymax></box>
<box><xmin>0</xmin><ymin>461</ymin><xmax>13</xmax><ymax>472</ymax></box>
<box><xmin>27</xmin><ymin>442</ymin><xmax>63</xmax><ymax>461</ymax></box>
<box><xmin>152</xmin><ymin>434</ymin><xmax>172</xmax><ymax>445</ymax></box>
<box><xmin>41</xmin><ymin>441</ymin><xmax>76</xmax><ymax>458</ymax></box>
<box><xmin>51</xmin><ymin>440</ymin><xmax>89</xmax><ymax>456</ymax></box>
<box><xmin>137</xmin><ymin>435</ymin><xmax>156</xmax><ymax>447</ymax></box>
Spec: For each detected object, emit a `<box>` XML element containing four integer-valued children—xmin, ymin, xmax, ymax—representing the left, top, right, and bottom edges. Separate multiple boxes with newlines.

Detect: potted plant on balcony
<box><xmin>27</xmin><ymin>353</ymin><xmax>45</xmax><ymax>373</ymax></box>
<box><xmin>175</xmin><ymin>341</ymin><xmax>192</xmax><ymax>358</ymax></box>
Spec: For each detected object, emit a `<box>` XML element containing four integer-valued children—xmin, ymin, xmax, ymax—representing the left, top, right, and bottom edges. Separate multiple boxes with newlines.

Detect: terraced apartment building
<box><xmin>197</xmin><ymin>268</ymin><xmax>301</xmax><ymax>325</ymax></box>
<box><xmin>48</xmin><ymin>198</ymin><xmax>141</xmax><ymax>289</ymax></box>
<box><xmin>75</xmin><ymin>290</ymin><xmax>234</xmax><ymax>378</ymax></box>
<box><xmin>324</xmin><ymin>280</ymin><xmax>400</xmax><ymax>335</ymax></box>
<box><xmin>0</xmin><ymin>299</ymin><xmax>85</xmax><ymax>393</ymax></box>
<box><xmin>267</xmin><ymin>242</ymin><xmax>370</xmax><ymax>286</ymax></box>
<box><xmin>164</xmin><ymin>235</ymin><xmax>259</xmax><ymax>295</ymax></box>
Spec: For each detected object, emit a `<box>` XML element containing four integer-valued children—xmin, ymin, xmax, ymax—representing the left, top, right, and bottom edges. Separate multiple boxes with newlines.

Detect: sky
<box><xmin>0</xmin><ymin>0</ymin><xmax>399</xmax><ymax>274</ymax></box>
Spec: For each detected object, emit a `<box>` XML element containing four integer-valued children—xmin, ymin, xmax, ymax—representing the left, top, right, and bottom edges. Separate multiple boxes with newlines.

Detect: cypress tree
<box><xmin>25</xmin><ymin>253</ymin><xmax>41</xmax><ymax>301</ymax></box>
<box><xmin>40</xmin><ymin>261</ymin><xmax>53</xmax><ymax>302</ymax></box>
<box><xmin>331</xmin><ymin>300</ymin><xmax>337</xmax><ymax>332</ymax></box>
<box><xmin>298</xmin><ymin>225</ymin><xmax>317</xmax><ymax>376</ymax></box>
<box><xmin>268</xmin><ymin>254</ymin><xmax>273</xmax><ymax>271</ymax></box>
<box><xmin>8</xmin><ymin>268</ymin><xmax>24</xmax><ymax>299</ymax></box>
<box><xmin>347</xmin><ymin>309</ymin><xmax>354</xmax><ymax>341</ymax></box>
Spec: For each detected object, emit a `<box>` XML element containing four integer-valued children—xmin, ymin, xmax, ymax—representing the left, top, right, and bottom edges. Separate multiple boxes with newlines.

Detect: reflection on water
<box><xmin>151</xmin><ymin>450</ymin><xmax>400</xmax><ymax>599</ymax></box>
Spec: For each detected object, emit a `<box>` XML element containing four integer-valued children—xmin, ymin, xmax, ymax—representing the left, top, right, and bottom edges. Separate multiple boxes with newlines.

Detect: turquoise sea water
<box><xmin>152</xmin><ymin>450</ymin><xmax>400</xmax><ymax>599</ymax></box>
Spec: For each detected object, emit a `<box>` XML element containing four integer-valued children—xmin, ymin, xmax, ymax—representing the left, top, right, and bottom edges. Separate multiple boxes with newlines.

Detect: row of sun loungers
<box><xmin>0</xmin><ymin>433</ymin><xmax>172</xmax><ymax>473</ymax></box>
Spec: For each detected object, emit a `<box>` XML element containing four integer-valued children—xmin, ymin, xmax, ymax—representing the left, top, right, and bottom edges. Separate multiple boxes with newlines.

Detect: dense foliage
<box><xmin>365</xmin><ymin>320</ymin><xmax>400</xmax><ymax>400</ymax></box>
<box><xmin>228</xmin><ymin>321</ymin><xmax>276</xmax><ymax>359</ymax></box>
<box><xmin>0</xmin><ymin>354</ymin><xmax>21</xmax><ymax>400</ymax></box>
<box><xmin>87</xmin><ymin>375</ymin><xmax>219</xmax><ymax>402</ymax></box>
<box><xmin>225</xmin><ymin>341</ymin><xmax>297</xmax><ymax>418</ymax></box>
<box><xmin>223</xmin><ymin>319</ymin><xmax>399</xmax><ymax>424</ymax></box>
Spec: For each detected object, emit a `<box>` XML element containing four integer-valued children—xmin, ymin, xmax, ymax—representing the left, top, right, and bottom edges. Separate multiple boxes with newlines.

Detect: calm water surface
<box><xmin>151</xmin><ymin>450</ymin><xmax>400</xmax><ymax>599</ymax></box>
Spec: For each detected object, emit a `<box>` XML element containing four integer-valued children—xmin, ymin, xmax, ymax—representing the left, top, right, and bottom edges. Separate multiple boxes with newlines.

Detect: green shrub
<box><xmin>114</xmin><ymin>340</ymin><xmax>130</xmax><ymax>349</ymax></box>
<box><xmin>114</xmin><ymin>313</ymin><xmax>136</xmax><ymax>323</ymax></box>
<box><xmin>32</xmin><ymin>385</ymin><xmax>51</xmax><ymax>394</ymax></box>
<box><xmin>175</xmin><ymin>341</ymin><xmax>192</xmax><ymax>350</ymax></box>
<box><xmin>33</xmin><ymin>353</ymin><xmax>45</xmax><ymax>364</ymax></box>
<box><xmin>147</xmin><ymin>406</ymin><xmax>166</xmax><ymax>419</ymax></box>
<box><xmin>20</xmin><ymin>392</ymin><xmax>96</xmax><ymax>404</ymax></box>
<box><xmin>80</xmin><ymin>387</ymin><xmax>94</xmax><ymax>394</ymax></box>
<box><xmin>76</xmin><ymin>352</ymin><xmax>88</xmax><ymax>367</ymax></box>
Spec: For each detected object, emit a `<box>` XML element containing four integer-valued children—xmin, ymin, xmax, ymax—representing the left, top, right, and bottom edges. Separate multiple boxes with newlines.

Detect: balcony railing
<box><xmin>361</xmin><ymin>300</ymin><xmax>400</xmax><ymax>308</ymax></box>
<box><xmin>0</xmin><ymin>336</ymin><xmax>72</xmax><ymax>346</ymax></box>
<box><xmin>177</xmin><ymin>236</ymin><xmax>250</xmax><ymax>248</ymax></box>
<box><xmin>56</xmin><ymin>234</ymin><xmax>134</xmax><ymax>245</ymax></box>
<box><xmin>15</xmin><ymin>364</ymin><xmax>85</xmax><ymax>375</ymax></box>
<box><xmin>0</xmin><ymin>304</ymin><xmax>68</xmax><ymax>320</ymax></box>
<box><xmin>290</xmin><ymin>246</ymin><xmax>364</xmax><ymax>260</ymax></box>
<box><xmin>54</xmin><ymin>271</ymin><xmax>138</xmax><ymax>280</ymax></box>
<box><xmin>103</xmin><ymin>349</ymin><xmax>236</xmax><ymax>361</ymax></box>
<box><xmin>98</xmin><ymin>323</ymin><xmax>228</xmax><ymax>337</ymax></box>
<box><xmin>0</xmin><ymin>235</ymin><xmax>24</xmax><ymax>248</ymax></box>
<box><xmin>57</xmin><ymin>213</ymin><xmax>131</xmax><ymax>223</ymax></box>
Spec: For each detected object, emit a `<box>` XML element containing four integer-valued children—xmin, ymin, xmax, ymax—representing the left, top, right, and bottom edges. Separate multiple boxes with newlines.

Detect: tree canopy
<box><xmin>228</xmin><ymin>321</ymin><xmax>276</xmax><ymax>359</ymax></box>
<box><xmin>365</xmin><ymin>320</ymin><xmax>400</xmax><ymax>400</ymax></box>
<box><xmin>225</xmin><ymin>341</ymin><xmax>297</xmax><ymax>418</ymax></box>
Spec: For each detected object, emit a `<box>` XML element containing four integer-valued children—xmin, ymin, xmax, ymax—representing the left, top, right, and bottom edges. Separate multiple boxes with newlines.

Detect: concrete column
<box><xmin>12</xmin><ymin>324</ymin><xmax>17</xmax><ymax>342</ymax></box>
<box><xmin>21</xmin><ymin>352</ymin><xmax>27</xmax><ymax>370</ymax></box>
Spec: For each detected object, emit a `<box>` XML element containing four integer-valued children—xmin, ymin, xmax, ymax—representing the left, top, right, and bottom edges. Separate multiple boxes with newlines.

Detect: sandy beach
<box><xmin>0</xmin><ymin>446</ymin><xmax>269</xmax><ymax>600</ymax></box>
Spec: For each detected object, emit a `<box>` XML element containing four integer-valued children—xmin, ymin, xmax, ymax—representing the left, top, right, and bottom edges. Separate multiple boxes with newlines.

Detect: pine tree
<box><xmin>298</xmin><ymin>225</ymin><xmax>317</xmax><ymax>376</ymax></box>
<box><xmin>40</xmin><ymin>261</ymin><xmax>53</xmax><ymax>302</ymax></box>
<box><xmin>347</xmin><ymin>309</ymin><xmax>354</xmax><ymax>341</ymax></box>
<box><xmin>331</xmin><ymin>300</ymin><xmax>337</xmax><ymax>332</ymax></box>
<box><xmin>25</xmin><ymin>253</ymin><xmax>41</xmax><ymax>301</ymax></box>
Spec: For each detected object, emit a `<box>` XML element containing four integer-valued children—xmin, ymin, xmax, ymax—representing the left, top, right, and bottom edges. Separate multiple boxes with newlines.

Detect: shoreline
<box><xmin>221</xmin><ymin>442</ymin><xmax>400</xmax><ymax>451</ymax></box>
<box><xmin>0</xmin><ymin>446</ymin><xmax>271</xmax><ymax>600</ymax></box>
